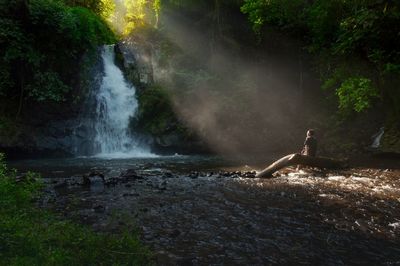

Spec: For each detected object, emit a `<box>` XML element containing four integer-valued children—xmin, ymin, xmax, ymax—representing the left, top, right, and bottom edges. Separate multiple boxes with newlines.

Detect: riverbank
<box><xmin>0</xmin><ymin>155</ymin><xmax>152</xmax><ymax>265</ymax></box>
<box><xmin>23</xmin><ymin>156</ymin><xmax>400</xmax><ymax>265</ymax></box>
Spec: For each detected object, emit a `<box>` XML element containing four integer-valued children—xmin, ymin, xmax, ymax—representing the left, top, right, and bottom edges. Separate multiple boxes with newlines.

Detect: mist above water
<box><xmin>149</xmin><ymin>8</ymin><xmax>323</xmax><ymax>156</ymax></box>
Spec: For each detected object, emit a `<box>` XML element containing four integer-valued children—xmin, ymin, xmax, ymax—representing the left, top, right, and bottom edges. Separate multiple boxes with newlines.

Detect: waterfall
<box><xmin>370</xmin><ymin>127</ymin><xmax>385</xmax><ymax>149</ymax></box>
<box><xmin>90</xmin><ymin>45</ymin><xmax>154</xmax><ymax>158</ymax></box>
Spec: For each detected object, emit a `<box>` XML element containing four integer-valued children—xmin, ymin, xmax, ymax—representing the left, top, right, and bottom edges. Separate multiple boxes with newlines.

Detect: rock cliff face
<box><xmin>0</xmin><ymin>52</ymin><xmax>104</xmax><ymax>159</ymax></box>
<box><xmin>0</xmin><ymin>104</ymin><xmax>79</xmax><ymax>159</ymax></box>
<box><xmin>116</xmin><ymin>39</ymin><xmax>154</xmax><ymax>89</ymax></box>
<box><xmin>115</xmin><ymin>36</ymin><xmax>209</xmax><ymax>155</ymax></box>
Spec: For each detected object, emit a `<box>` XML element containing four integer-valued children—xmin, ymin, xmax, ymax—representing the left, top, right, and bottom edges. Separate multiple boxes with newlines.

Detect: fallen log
<box><xmin>256</xmin><ymin>153</ymin><xmax>344</xmax><ymax>178</ymax></box>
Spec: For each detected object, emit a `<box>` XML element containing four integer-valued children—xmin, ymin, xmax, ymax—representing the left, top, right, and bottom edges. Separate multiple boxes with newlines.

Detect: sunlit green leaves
<box><xmin>110</xmin><ymin>0</ymin><xmax>164</xmax><ymax>35</ymax></box>
<box><xmin>62</xmin><ymin>0</ymin><xmax>116</xmax><ymax>19</ymax></box>
<box><xmin>240</xmin><ymin>0</ymin><xmax>268</xmax><ymax>33</ymax></box>
<box><xmin>336</xmin><ymin>77</ymin><xmax>379</xmax><ymax>113</ymax></box>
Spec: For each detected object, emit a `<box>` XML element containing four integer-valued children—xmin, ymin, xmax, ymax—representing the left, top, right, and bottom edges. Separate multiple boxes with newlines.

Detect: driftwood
<box><xmin>256</xmin><ymin>153</ymin><xmax>344</xmax><ymax>178</ymax></box>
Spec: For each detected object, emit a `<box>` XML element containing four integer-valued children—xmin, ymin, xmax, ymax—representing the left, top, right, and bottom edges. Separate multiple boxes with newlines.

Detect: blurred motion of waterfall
<box><xmin>74</xmin><ymin>45</ymin><xmax>155</xmax><ymax>158</ymax></box>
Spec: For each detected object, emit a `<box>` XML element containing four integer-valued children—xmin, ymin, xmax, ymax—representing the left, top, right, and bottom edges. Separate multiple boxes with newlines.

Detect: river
<box><xmin>8</xmin><ymin>156</ymin><xmax>400</xmax><ymax>265</ymax></box>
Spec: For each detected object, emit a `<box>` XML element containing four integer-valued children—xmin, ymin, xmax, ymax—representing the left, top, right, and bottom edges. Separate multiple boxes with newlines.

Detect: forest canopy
<box><xmin>0</xmin><ymin>0</ymin><xmax>115</xmax><ymax>112</ymax></box>
<box><xmin>241</xmin><ymin>0</ymin><xmax>400</xmax><ymax>117</ymax></box>
<box><xmin>1</xmin><ymin>0</ymin><xmax>399</xmax><ymax>137</ymax></box>
<box><xmin>108</xmin><ymin>0</ymin><xmax>400</xmax><ymax>118</ymax></box>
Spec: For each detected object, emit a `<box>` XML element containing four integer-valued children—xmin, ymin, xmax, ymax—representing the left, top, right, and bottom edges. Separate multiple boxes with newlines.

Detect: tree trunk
<box><xmin>256</xmin><ymin>153</ymin><xmax>344</xmax><ymax>178</ymax></box>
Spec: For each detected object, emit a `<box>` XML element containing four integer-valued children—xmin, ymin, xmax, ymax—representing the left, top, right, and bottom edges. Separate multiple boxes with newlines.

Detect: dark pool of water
<box><xmin>8</xmin><ymin>155</ymin><xmax>245</xmax><ymax>178</ymax></box>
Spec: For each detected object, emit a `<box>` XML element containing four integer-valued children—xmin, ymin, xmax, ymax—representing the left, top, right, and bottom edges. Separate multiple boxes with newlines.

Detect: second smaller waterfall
<box><xmin>370</xmin><ymin>127</ymin><xmax>385</xmax><ymax>149</ymax></box>
<box><xmin>93</xmin><ymin>45</ymin><xmax>154</xmax><ymax>158</ymax></box>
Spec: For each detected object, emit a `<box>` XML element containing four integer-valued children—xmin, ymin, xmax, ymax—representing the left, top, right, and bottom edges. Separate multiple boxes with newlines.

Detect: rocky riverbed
<box><xmin>35</xmin><ymin>161</ymin><xmax>400</xmax><ymax>265</ymax></box>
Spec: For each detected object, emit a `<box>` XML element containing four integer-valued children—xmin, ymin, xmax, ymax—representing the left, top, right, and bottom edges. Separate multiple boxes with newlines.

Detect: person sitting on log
<box><xmin>256</xmin><ymin>129</ymin><xmax>342</xmax><ymax>178</ymax></box>
<box><xmin>301</xmin><ymin>129</ymin><xmax>317</xmax><ymax>157</ymax></box>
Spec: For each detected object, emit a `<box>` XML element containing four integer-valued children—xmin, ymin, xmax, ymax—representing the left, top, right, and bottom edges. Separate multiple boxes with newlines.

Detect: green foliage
<box><xmin>384</xmin><ymin>63</ymin><xmax>400</xmax><ymax>74</ymax></box>
<box><xmin>382</xmin><ymin>118</ymin><xmax>400</xmax><ymax>152</ymax></box>
<box><xmin>27</xmin><ymin>71</ymin><xmax>70</xmax><ymax>102</ymax></box>
<box><xmin>136</xmin><ymin>84</ymin><xmax>177</xmax><ymax>136</ymax></box>
<box><xmin>164</xmin><ymin>0</ymin><xmax>243</xmax><ymax>11</ymax></box>
<box><xmin>336</xmin><ymin>77</ymin><xmax>379</xmax><ymax>113</ymax></box>
<box><xmin>241</xmin><ymin>0</ymin><xmax>400</xmax><ymax>59</ymax></box>
<box><xmin>0</xmin><ymin>0</ymin><xmax>115</xmax><ymax>108</ymax></box>
<box><xmin>241</xmin><ymin>0</ymin><xmax>400</xmax><ymax>119</ymax></box>
<box><xmin>0</xmin><ymin>116</ymin><xmax>20</xmax><ymax>142</ymax></box>
<box><xmin>69</xmin><ymin>7</ymin><xmax>116</xmax><ymax>47</ymax></box>
<box><xmin>241</xmin><ymin>0</ymin><xmax>308</xmax><ymax>33</ymax></box>
<box><xmin>0</xmin><ymin>153</ymin><xmax>152</xmax><ymax>265</ymax></box>
<box><xmin>0</xmin><ymin>64</ymin><xmax>14</xmax><ymax>95</ymax></box>
<box><xmin>153</xmin><ymin>0</ymin><xmax>161</xmax><ymax>27</ymax></box>
<box><xmin>306</xmin><ymin>0</ymin><xmax>346</xmax><ymax>50</ymax></box>
<box><xmin>62</xmin><ymin>0</ymin><xmax>116</xmax><ymax>19</ymax></box>
<box><xmin>108</xmin><ymin>0</ymin><xmax>163</xmax><ymax>35</ymax></box>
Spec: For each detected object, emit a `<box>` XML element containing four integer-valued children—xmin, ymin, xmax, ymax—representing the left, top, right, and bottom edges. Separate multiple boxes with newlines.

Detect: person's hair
<box><xmin>307</xmin><ymin>129</ymin><xmax>315</xmax><ymax>136</ymax></box>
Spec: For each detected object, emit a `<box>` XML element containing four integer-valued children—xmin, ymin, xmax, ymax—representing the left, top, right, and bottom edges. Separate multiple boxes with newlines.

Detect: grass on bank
<box><xmin>0</xmin><ymin>154</ymin><xmax>152</xmax><ymax>265</ymax></box>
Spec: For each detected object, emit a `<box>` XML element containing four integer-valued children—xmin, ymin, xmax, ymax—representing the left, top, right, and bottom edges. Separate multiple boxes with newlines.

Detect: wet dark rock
<box><xmin>143</xmin><ymin>233</ymin><xmax>154</xmax><ymax>241</ymax></box>
<box><xmin>83</xmin><ymin>174</ymin><xmax>105</xmax><ymax>186</ymax></box>
<box><xmin>123</xmin><ymin>193</ymin><xmax>136</xmax><ymax>197</ymax></box>
<box><xmin>189</xmin><ymin>171</ymin><xmax>199</xmax><ymax>179</ymax></box>
<box><xmin>15</xmin><ymin>173</ymin><xmax>33</xmax><ymax>183</ymax></box>
<box><xmin>243</xmin><ymin>171</ymin><xmax>256</xmax><ymax>178</ymax></box>
<box><xmin>118</xmin><ymin>169</ymin><xmax>144</xmax><ymax>183</ymax></box>
<box><xmin>158</xmin><ymin>180</ymin><xmax>167</xmax><ymax>191</ymax></box>
<box><xmin>169</xmin><ymin>229</ymin><xmax>181</xmax><ymax>238</ymax></box>
<box><xmin>104</xmin><ymin>181</ymin><xmax>116</xmax><ymax>187</ymax></box>
<box><xmin>121</xmin><ymin>169</ymin><xmax>141</xmax><ymax>179</ymax></box>
<box><xmin>177</xmin><ymin>257</ymin><xmax>195</xmax><ymax>266</ymax></box>
<box><xmin>53</xmin><ymin>181</ymin><xmax>68</xmax><ymax>189</ymax></box>
<box><xmin>140</xmin><ymin>208</ymin><xmax>149</xmax><ymax>213</ymax></box>
<box><xmin>163</xmin><ymin>172</ymin><xmax>174</xmax><ymax>178</ymax></box>
<box><xmin>42</xmin><ymin>164</ymin><xmax>400</xmax><ymax>265</ymax></box>
<box><xmin>222</xmin><ymin>171</ymin><xmax>231</xmax><ymax>177</ymax></box>
<box><xmin>93</xmin><ymin>205</ymin><xmax>105</xmax><ymax>213</ymax></box>
<box><xmin>88</xmin><ymin>171</ymin><xmax>105</xmax><ymax>178</ymax></box>
<box><xmin>81</xmin><ymin>171</ymin><xmax>105</xmax><ymax>186</ymax></box>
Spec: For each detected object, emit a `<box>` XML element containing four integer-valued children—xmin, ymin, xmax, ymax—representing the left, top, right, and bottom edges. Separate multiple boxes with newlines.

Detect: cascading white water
<box><xmin>371</xmin><ymin>127</ymin><xmax>385</xmax><ymax>149</ymax></box>
<box><xmin>93</xmin><ymin>45</ymin><xmax>154</xmax><ymax>158</ymax></box>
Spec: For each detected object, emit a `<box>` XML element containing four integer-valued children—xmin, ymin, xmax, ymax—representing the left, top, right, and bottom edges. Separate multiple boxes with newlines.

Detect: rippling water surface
<box><xmin>8</xmin><ymin>156</ymin><xmax>400</xmax><ymax>265</ymax></box>
<box><xmin>8</xmin><ymin>155</ymin><xmax>234</xmax><ymax>177</ymax></box>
